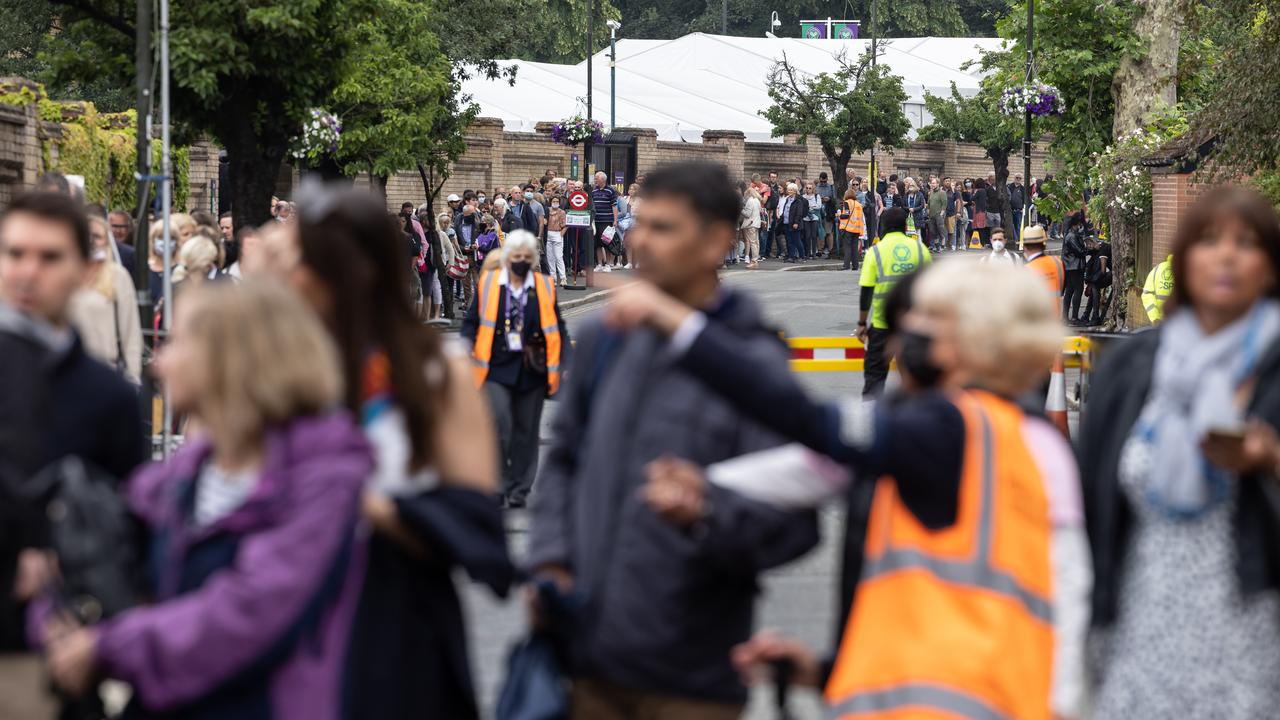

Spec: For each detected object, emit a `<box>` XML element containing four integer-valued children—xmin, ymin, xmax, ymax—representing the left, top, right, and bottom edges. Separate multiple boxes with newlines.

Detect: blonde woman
<box><xmin>171</xmin><ymin>234</ymin><xmax>219</xmax><ymax>288</ymax></box>
<box><xmin>169</xmin><ymin>212</ymin><xmax>197</xmax><ymax>248</ymax></box>
<box><xmin>70</xmin><ymin>215</ymin><xmax>143</xmax><ymax>383</ymax></box>
<box><xmin>43</xmin><ymin>281</ymin><xmax>372</xmax><ymax>719</ymax></box>
<box><xmin>740</xmin><ymin>186</ymin><xmax>763</xmax><ymax>267</ymax></box>
<box><xmin>604</xmin><ymin>260</ymin><xmax>1081</xmax><ymax>720</ymax></box>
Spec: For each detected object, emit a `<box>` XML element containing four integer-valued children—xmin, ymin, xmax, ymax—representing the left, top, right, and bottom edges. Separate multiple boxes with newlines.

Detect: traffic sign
<box><xmin>568</xmin><ymin>190</ymin><xmax>589</xmax><ymax>212</ymax></box>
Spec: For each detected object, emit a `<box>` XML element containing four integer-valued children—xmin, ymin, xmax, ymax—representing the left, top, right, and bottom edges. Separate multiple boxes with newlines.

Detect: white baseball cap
<box><xmin>447</xmin><ymin>193</ymin><xmax>461</xmax><ymax>202</ymax></box>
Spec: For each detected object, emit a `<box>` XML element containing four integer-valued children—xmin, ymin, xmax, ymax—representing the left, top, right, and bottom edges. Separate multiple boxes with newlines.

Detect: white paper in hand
<box><xmin>707</xmin><ymin>443</ymin><xmax>851</xmax><ymax>510</ymax></box>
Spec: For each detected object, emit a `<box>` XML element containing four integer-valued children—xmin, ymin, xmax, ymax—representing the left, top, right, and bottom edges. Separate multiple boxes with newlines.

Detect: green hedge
<box><xmin>0</xmin><ymin>83</ymin><xmax>190</xmax><ymax>211</ymax></box>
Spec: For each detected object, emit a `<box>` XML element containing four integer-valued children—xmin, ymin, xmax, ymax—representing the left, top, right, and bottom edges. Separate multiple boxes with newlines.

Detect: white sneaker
<box><xmin>624</xmin><ymin>263</ymin><xmax>633</xmax><ymax>269</ymax></box>
<box><xmin>602</xmin><ymin>265</ymin><xmax>613</xmax><ymax>272</ymax></box>
<box><xmin>594</xmin><ymin>264</ymin><xmax>603</xmax><ymax>272</ymax></box>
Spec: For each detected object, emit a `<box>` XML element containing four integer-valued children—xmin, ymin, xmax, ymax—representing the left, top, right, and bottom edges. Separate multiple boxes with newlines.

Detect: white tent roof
<box><xmin>460</xmin><ymin>33</ymin><xmax>1005</xmax><ymax>143</ymax></box>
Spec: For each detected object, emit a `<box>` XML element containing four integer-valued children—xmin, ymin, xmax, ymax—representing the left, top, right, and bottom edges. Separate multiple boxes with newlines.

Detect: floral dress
<box><xmin>1091</xmin><ymin>433</ymin><xmax>1280</xmax><ymax>719</ymax></box>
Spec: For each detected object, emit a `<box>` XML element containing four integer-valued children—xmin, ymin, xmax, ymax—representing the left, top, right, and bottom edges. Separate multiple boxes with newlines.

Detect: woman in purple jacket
<box><xmin>42</xmin><ymin>281</ymin><xmax>371</xmax><ymax>720</ymax></box>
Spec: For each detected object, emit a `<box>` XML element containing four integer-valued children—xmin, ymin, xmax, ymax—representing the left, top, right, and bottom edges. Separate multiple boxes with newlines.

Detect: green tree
<box><xmin>761</xmin><ymin>48</ymin><xmax>911</xmax><ymax>196</ymax></box>
<box><xmin>996</xmin><ymin>0</ymin><xmax>1141</xmax><ymax>182</ymax></box>
<box><xmin>329</xmin><ymin>0</ymin><xmax>452</xmax><ymax>193</ymax></box>
<box><xmin>436</xmin><ymin>0</ymin><xmax>619</xmax><ymax>65</ymax></box>
<box><xmin>0</xmin><ymin>0</ymin><xmax>132</xmax><ymax>111</ymax></box>
<box><xmin>918</xmin><ymin>77</ymin><xmax>1026</xmax><ymax>236</ymax></box>
<box><xmin>1200</xmin><ymin>0</ymin><xmax>1280</xmax><ymax>175</ymax></box>
<box><xmin>43</xmin><ymin>0</ymin><xmax>371</xmax><ymax>228</ymax></box>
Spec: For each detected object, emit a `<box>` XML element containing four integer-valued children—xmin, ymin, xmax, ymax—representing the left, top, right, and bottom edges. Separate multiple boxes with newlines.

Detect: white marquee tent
<box><xmin>460</xmin><ymin>33</ymin><xmax>1006</xmax><ymax>143</ymax></box>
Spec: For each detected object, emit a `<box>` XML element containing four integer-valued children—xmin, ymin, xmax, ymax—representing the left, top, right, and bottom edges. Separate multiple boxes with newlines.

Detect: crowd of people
<box><xmin>734</xmin><ymin>168</ymin><xmax>1048</xmax><ymax>270</ymax></box>
<box><xmin>1</xmin><ymin>160</ymin><xmax>1279</xmax><ymax>720</ymax></box>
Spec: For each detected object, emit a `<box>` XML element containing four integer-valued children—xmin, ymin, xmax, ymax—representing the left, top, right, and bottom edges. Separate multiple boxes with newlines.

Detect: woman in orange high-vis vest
<box><xmin>603</xmin><ymin>261</ymin><xmax>1079</xmax><ymax>720</ymax></box>
<box><xmin>461</xmin><ymin>229</ymin><xmax>567</xmax><ymax>508</ymax></box>
<box><xmin>837</xmin><ymin>188</ymin><xmax>868</xmax><ymax>271</ymax></box>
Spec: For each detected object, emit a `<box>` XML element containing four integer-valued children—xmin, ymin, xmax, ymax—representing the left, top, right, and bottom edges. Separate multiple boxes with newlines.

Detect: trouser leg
<box><xmin>1064</xmin><ymin>269</ymin><xmax>1085</xmax><ymax>320</ymax></box>
<box><xmin>483</xmin><ymin>382</ymin><xmax>515</xmax><ymax>490</ymax></box>
<box><xmin>506</xmin><ymin>384</ymin><xmax>545</xmax><ymax>504</ymax></box>
<box><xmin>863</xmin><ymin>327</ymin><xmax>892</xmax><ymax>398</ymax></box>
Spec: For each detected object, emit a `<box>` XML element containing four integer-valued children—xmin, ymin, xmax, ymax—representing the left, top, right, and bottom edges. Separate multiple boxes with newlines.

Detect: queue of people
<box><xmin>3</xmin><ymin>163</ymin><xmax>1280</xmax><ymax>720</ymax></box>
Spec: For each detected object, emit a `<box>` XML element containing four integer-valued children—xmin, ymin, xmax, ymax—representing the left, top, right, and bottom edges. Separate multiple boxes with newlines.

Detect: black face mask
<box><xmin>898</xmin><ymin>330</ymin><xmax>943</xmax><ymax>388</ymax></box>
<box><xmin>510</xmin><ymin>260</ymin><xmax>532</xmax><ymax>279</ymax></box>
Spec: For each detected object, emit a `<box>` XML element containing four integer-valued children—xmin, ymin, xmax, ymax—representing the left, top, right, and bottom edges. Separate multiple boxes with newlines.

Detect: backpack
<box><xmin>23</xmin><ymin>457</ymin><xmax>140</xmax><ymax>623</ymax></box>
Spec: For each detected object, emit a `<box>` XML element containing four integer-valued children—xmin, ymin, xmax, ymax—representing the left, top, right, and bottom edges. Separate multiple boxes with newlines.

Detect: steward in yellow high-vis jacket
<box><xmin>1142</xmin><ymin>254</ymin><xmax>1174</xmax><ymax>323</ymax></box>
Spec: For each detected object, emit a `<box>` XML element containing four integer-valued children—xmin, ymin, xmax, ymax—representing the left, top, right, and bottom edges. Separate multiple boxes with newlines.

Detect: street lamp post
<box><xmin>868</xmin><ymin>0</ymin><xmax>878</xmax><ymax>240</ymax></box>
<box><xmin>1023</xmin><ymin>0</ymin><xmax>1034</xmax><ymax>233</ymax></box>
<box><xmin>586</xmin><ymin>0</ymin><xmax>594</xmax><ymax>128</ymax></box>
<box><xmin>608</xmin><ymin>20</ymin><xmax>621</xmax><ymax>131</ymax></box>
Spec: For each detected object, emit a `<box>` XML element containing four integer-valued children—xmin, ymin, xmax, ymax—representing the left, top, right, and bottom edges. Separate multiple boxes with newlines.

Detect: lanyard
<box><xmin>505</xmin><ymin>284</ymin><xmax>527</xmax><ymax>337</ymax></box>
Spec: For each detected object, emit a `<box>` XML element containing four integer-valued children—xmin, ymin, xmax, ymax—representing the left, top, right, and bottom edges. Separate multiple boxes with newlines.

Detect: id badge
<box><xmin>506</xmin><ymin>332</ymin><xmax>523</xmax><ymax>351</ymax></box>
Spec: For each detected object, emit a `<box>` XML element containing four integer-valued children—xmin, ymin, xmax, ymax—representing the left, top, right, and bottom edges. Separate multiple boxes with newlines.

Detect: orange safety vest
<box><xmin>825</xmin><ymin>390</ymin><xmax>1053</xmax><ymax>720</ymax></box>
<box><xmin>471</xmin><ymin>269</ymin><xmax>562</xmax><ymax>396</ymax></box>
<box><xmin>1026</xmin><ymin>253</ymin><xmax>1065</xmax><ymax>297</ymax></box>
<box><xmin>838</xmin><ymin>198</ymin><xmax>867</xmax><ymax>236</ymax></box>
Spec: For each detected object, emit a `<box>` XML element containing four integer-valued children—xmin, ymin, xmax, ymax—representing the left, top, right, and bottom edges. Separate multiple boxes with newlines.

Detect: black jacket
<box><xmin>1007</xmin><ymin>183</ymin><xmax>1026</xmax><ymax>211</ymax></box>
<box><xmin>782</xmin><ymin>195</ymin><xmax>809</xmax><ymax>227</ymax></box>
<box><xmin>1078</xmin><ymin>329</ymin><xmax>1280</xmax><ymax>628</ymax></box>
<box><xmin>460</xmin><ymin>276</ymin><xmax>569</xmax><ymax>393</ymax></box>
<box><xmin>527</xmin><ymin>289</ymin><xmax>818</xmax><ymax>703</ymax></box>
<box><xmin>0</xmin><ymin>309</ymin><xmax>146</xmax><ymax>649</ymax></box>
<box><xmin>1063</xmin><ymin>231</ymin><xmax>1087</xmax><ymax>272</ymax></box>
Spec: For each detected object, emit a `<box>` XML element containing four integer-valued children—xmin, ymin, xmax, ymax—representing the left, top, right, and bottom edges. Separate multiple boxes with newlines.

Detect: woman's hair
<box><xmin>1168</xmin><ymin>185</ymin><xmax>1280</xmax><ymax>310</ymax></box>
<box><xmin>181</xmin><ymin>280</ymin><xmax>342</xmax><ymax>455</ymax></box>
<box><xmin>502</xmin><ymin>229</ymin><xmax>541</xmax><ymax>263</ymax></box>
<box><xmin>436</xmin><ymin>212</ymin><xmax>452</xmax><ymax>232</ymax></box>
<box><xmin>915</xmin><ymin>260</ymin><xmax>1062</xmax><ymax>396</ymax></box>
<box><xmin>295</xmin><ymin>188</ymin><xmax>446</xmax><ymax>471</ymax></box>
<box><xmin>844</xmin><ymin>188</ymin><xmax>859</xmax><ymax>200</ymax></box>
<box><xmin>173</xmin><ymin>234</ymin><xmax>218</xmax><ymax>283</ymax></box>
<box><xmin>86</xmin><ymin>215</ymin><xmax>117</xmax><ymax>299</ymax></box>
<box><xmin>170</xmin><ymin>212</ymin><xmax>196</xmax><ymax>239</ymax></box>
<box><xmin>786</xmin><ymin>182</ymin><xmax>799</xmax><ymax>192</ymax></box>
<box><xmin>746</xmin><ymin>187</ymin><xmax>763</xmax><ymax>202</ymax></box>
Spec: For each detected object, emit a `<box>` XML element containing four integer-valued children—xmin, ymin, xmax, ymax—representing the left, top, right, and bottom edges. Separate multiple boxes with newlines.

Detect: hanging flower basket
<box><xmin>551</xmin><ymin>115</ymin><xmax>604</xmax><ymax>146</ymax></box>
<box><xmin>289</xmin><ymin>109</ymin><xmax>342</xmax><ymax>163</ymax></box>
<box><xmin>998</xmin><ymin>84</ymin><xmax>1064</xmax><ymax>118</ymax></box>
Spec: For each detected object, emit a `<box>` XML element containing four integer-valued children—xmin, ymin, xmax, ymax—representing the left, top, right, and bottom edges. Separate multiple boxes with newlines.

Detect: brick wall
<box><xmin>3</xmin><ymin>98</ymin><xmax>1055</xmax><ymax>217</ymax></box>
<box><xmin>0</xmin><ymin>84</ymin><xmax>62</xmax><ymax>208</ymax></box>
<box><xmin>1150</xmin><ymin>169</ymin><xmax>1207</xmax><ymax>268</ymax></box>
<box><xmin>186</xmin><ymin>140</ymin><xmax>221</xmax><ymax>214</ymax></box>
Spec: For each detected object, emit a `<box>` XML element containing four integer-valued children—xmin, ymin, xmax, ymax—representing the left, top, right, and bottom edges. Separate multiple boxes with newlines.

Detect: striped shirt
<box><xmin>591</xmin><ymin>186</ymin><xmax>618</xmax><ymax>222</ymax></box>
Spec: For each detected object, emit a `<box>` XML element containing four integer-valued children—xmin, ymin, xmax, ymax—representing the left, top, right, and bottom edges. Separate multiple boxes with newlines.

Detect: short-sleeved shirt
<box><xmin>945</xmin><ymin>190</ymin><xmax>961</xmax><ymax>217</ymax></box>
<box><xmin>591</xmin><ymin>186</ymin><xmax>618</xmax><ymax>222</ymax></box>
<box><xmin>860</xmin><ymin>231</ymin><xmax>933</xmax><ymax>329</ymax></box>
<box><xmin>529</xmin><ymin>200</ymin><xmax>545</xmax><ymax>231</ymax></box>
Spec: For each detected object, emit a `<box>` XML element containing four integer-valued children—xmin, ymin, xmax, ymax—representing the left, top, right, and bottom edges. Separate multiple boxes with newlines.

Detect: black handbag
<box><xmin>524</xmin><ymin>326</ymin><xmax>548</xmax><ymax>375</ymax></box>
<box><xmin>25</xmin><ymin>457</ymin><xmax>140</xmax><ymax>623</ymax></box>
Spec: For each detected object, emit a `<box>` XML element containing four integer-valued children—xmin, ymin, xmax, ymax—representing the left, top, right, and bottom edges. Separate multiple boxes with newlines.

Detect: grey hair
<box><xmin>501</xmin><ymin>229</ymin><xmax>541</xmax><ymax>264</ymax></box>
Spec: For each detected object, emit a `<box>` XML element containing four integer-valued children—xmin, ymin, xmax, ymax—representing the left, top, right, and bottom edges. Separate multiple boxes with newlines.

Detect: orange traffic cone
<box><xmin>968</xmin><ymin>230</ymin><xmax>982</xmax><ymax>250</ymax></box>
<box><xmin>1046</xmin><ymin>355</ymin><xmax>1070</xmax><ymax>439</ymax></box>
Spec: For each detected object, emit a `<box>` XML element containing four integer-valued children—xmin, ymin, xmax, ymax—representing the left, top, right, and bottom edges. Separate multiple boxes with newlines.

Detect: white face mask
<box><xmin>992</xmin><ymin>240</ymin><xmax>1005</xmax><ymax>252</ymax></box>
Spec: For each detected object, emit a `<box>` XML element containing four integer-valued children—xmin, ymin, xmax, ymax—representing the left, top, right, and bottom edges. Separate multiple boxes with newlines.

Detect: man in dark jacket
<box><xmin>528</xmin><ymin>163</ymin><xmax>818</xmax><ymax>719</ymax></box>
<box><xmin>0</xmin><ymin>191</ymin><xmax>146</xmax><ymax>715</ymax></box>
<box><xmin>762</xmin><ymin>170</ymin><xmax>783</xmax><ymax>259</ymax></box>
<box><xmin>1007</xmin><ymin>173</ymin><xmax>1027</xmax><ymax>242</ymax></box>
<box><xmin>1062</xmin><ymin>213</ymin><xmax>1089</xmax><ymax>324</ymax></box>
